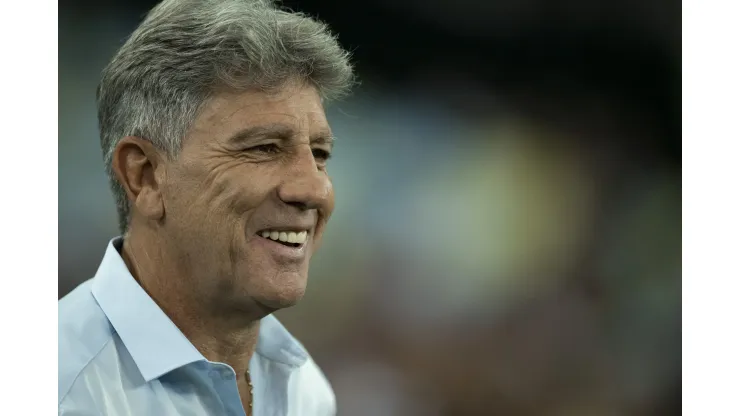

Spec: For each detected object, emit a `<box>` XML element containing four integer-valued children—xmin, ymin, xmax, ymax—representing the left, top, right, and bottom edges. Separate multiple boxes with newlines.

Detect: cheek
<box><xmin>200</xmin><ymin>163</ymin><xmax>266</xmax><ymax>216</ymax></box>
<box><xmin>164</xmin><ymin>165</ymin><xmax>247</xmax><ymax>232</ymax></box>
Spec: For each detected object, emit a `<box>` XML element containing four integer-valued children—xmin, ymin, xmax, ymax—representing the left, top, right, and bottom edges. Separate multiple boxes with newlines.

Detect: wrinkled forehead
<box><xmin>202</xmin><ymin>83</ymin><xmax>329</xmax><ymax>133</ymax></box>
<box><xmin>179</xmin><ymin>84</ymin><xmax>329</xmax><ymax>152</ymax></box>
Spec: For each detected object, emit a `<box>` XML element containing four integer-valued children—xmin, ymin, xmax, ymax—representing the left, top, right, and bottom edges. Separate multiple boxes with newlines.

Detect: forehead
<box><xmin>188</xmin><ymin>83</ymin><xmax>329</xmax><ymax>142</ymax></box>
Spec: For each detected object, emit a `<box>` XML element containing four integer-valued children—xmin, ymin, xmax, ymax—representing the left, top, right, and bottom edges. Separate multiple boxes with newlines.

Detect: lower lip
<box><xmin>253</xmin><ymin>235</ymin><xmax>307</xmax><ymax>261</ymax></box>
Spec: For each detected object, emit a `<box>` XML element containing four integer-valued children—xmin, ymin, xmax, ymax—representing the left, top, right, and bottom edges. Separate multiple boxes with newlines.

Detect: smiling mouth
<box><xmin>258</xmin><ymin>230</ymin><xmax>308</xmax><ymax>248</ymax></box>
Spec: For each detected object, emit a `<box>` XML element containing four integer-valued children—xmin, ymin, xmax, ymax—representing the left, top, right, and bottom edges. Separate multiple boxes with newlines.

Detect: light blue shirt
<box><xmin>58</xmin><ymin>238</ymin><xmax>336</xmax><ymax>416</ymax></box>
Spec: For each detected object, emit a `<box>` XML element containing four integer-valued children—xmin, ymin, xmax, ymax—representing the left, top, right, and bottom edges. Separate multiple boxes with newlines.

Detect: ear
<box><xmin>111</xmin><ymin>137</ymin><xmax>166</xmax><ymax>223</ymax></box>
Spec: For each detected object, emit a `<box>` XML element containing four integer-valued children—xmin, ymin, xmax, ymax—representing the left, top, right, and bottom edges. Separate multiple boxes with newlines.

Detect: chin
<box><xmin>253</xmin><ymin>287</ymin><xmax>306</xmax><ymax>310</ymax></box>
<box><xmin>248</xmin><ymin>272</ymin><xmax>308</xmax><ymax>311</ymax></box>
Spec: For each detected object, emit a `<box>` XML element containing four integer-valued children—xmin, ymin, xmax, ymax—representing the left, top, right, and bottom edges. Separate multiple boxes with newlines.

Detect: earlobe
<box><xmin>111</xmin><ymin>137</ymin><xmax>166</xmax><ymax>223</ymax></box>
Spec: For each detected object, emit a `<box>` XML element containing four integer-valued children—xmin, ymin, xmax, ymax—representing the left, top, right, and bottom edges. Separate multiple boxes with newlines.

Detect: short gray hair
<box><xmin>97</xmin><ymin>0</ymin><xmax>355</xmax><ymax>234</ymax></box>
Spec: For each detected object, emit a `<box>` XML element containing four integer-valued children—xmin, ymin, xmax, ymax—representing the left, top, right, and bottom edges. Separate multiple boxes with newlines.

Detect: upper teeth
<box><xmin>261</xmin><ymin>230</ymin><xmax>308</xmax><ymax>244</ymax></box>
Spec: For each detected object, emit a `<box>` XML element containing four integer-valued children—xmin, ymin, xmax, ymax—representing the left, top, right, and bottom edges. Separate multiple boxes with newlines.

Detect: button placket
<box><xmin>208</xmin><ymin>364</ymin><xmax>244</xmax><ymax>416</ymax></box>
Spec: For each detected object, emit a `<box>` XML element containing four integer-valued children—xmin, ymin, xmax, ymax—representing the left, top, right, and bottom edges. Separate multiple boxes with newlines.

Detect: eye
<box><xmin>248</xmin><ymin>143</ymin><xmax>280</xmax><ymax>155</ymax></box>
<box><xmin>312</xmin><ymin>148</ymin><xmax>332</xmax><ymax>162</ymax></box>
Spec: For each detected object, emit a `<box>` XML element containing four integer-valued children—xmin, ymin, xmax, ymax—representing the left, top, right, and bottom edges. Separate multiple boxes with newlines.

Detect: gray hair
<box><xmin>97</xmin><ymin>0</ymin><xmax>355</xmax><ymax>234</ymax></box>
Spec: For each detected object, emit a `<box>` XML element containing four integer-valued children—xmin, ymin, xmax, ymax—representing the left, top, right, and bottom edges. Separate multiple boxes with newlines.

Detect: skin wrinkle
<box><xmin>116</xmin><ymin>82</ymin><xmax>333</xmax><ymax>412</ymax></box>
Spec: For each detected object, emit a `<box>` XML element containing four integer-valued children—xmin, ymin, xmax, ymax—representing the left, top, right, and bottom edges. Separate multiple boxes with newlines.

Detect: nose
<box><xmin>277</xmin><ymin>148</ymin><xmax>333</xmax><ymax>211</ymax></box>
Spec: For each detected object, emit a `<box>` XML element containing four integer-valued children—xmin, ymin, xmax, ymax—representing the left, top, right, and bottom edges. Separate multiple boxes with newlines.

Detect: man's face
<box><xmin>160</xmin><ymin>83</ymin><xmax>335</xmax><ymax>313</ymax></box>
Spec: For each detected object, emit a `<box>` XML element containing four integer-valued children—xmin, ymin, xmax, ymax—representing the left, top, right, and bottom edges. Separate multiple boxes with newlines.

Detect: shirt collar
<box><xmin>91</xmin><ymin>238</ymin><xmax>308</xmax><ymax>382</ymax></box>
<box><xmin>91</xmin><ymin>238</ymin><xmax>205</xmax><ymax>382</ymax></box>
<box><xmin>256</xmin><ymin>314</ymin><xmax>308</xmax><ymax>367</ymax></box>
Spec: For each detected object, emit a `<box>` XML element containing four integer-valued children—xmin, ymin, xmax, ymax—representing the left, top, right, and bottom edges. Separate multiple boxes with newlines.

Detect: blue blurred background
<box><xmin>59</xmin><ymin>0</ymin><xmax>680</xmax><ymax>415</ymax></box>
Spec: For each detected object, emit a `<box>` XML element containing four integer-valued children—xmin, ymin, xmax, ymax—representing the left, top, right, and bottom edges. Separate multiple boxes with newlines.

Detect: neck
<box><xmin>121</xmin><ymin>227</ymin><xmax>260</xmax><ymax>377</ymax></box>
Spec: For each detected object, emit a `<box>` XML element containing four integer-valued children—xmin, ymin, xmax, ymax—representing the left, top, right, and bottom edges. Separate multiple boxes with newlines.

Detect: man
<box><xmin>58</xmin><ymin>0</ymin><xmax>355</xmax><ymax>414</ymax></box>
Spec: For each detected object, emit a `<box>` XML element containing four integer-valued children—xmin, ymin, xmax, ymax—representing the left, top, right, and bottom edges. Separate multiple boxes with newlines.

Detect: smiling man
<box><xmin>58</xmin><ymin>0</ymin><xmax>354</xmax><ymax>415</ymax></box>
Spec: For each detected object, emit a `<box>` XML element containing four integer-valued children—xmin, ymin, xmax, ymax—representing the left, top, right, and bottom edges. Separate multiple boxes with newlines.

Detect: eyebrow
<box><xmin>226</xmin><ymin>123</ymin><xmax>335</xmax><ymax>148</ymax></box>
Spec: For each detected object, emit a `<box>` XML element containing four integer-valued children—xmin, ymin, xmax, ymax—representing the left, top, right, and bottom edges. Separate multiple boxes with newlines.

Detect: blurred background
<box><xmin>59</xmin><ymin>0</ymin><xmax>680</xmax><ymax>415</ymax></box>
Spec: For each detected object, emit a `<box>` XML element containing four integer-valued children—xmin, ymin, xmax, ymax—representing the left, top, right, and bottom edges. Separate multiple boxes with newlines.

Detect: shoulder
<box><xmin>58</xmin><ymin>280</ymin><xmax>116</xmax><ymax>405</ymax></box>
<box><xmin>290</xmin><ymin>354</ymin><xmax>337</xmax><ymax>415</ymax></box>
